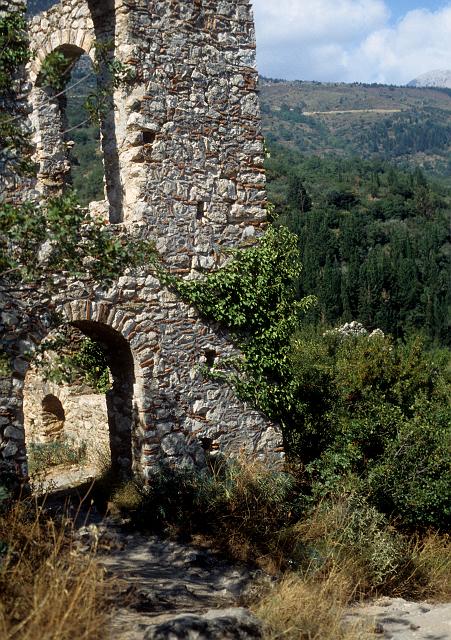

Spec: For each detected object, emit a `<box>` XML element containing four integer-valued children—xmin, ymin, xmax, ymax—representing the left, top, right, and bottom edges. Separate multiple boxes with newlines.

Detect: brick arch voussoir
<box><xmin>61</xmin><ymin>301</ymin><xmax>139</xmax><ymax>353</ymax></box>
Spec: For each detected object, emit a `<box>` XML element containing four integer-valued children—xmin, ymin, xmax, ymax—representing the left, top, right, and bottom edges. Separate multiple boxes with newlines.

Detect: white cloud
<box><xmin>252</xmin><ymin>0</ymin><xmax>451</xmax><ymax>84</ymax></box>
<box><xmin>355</xmin><ymin>7</ymin><xmax>451</xmax><ymax>83</ymax></box>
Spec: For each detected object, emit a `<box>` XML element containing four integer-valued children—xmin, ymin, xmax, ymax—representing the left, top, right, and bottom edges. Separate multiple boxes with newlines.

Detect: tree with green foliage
<box><xmin>287</xmin><ymin>174</ymin><xmax>312</xmax><ymax>213</ymax></box>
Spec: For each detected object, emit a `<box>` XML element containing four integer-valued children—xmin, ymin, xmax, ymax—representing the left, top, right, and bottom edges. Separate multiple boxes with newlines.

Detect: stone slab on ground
<box><xmin>143</xmin><ymin>608</ymin><xmax>262</xmax><ymax>640</ymax></box>
<box><xmin>346</xmin><ymin>597</ymin><xmax>451</xmax><ymax>640</ymax></box>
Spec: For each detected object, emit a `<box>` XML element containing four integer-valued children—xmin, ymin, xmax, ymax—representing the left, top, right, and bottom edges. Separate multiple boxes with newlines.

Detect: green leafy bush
<box><xmin>290</xmin><ymin>329</ymin><xmax>451</xmax><ymax>528</ymax></box>
<box><xmin>0</xmin><ymin>193</ymin><xmax>155</xmax><ymax>282</ymax></box>
<box><xmin>27</xmin><ymin>438</ymin><xmax>87</xmax><ymax>475</ymax></box>
<box><xmin>367</xmin><ymin>397</ymin><xmax>451</xmax><ymax>528</ymax></box>
<box><xmin>162</xmin><ymin>225</ymin><xmax>316</xmax><ymax>426</ymax></box>
<box><xmin>0</xmin><ymin>11</ymin><xmax>29</xmax><ymax>90</ymax></box>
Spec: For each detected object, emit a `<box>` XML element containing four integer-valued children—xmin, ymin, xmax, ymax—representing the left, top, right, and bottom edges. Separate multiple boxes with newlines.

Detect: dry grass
<box><xmin>280</xmin><ymin>493</ymin><xmax>407</xmax><ymax>594</ymax></box>
<box><xmin>253</xmin><ymin>532</ymin><xmax>451</xmax><ymax>640</ymax></box>
<box><xmin>0</xmin><ymin>498</ymin><xmax>109</xmax><ymax>640</ymax></box>
<box><xmin>252</xmin><ymin>491</ymin><xmax>450</xmax><ymax>640</ymax></box>
<box><xmin>402</xmin><ymin>533</ymin><xmax>451</xmax><ymax>602</ymax></box>
<box><xmin>254</xmin><ymin>568</ymin><xmax>372</xmax><ymax>640</ymax></box>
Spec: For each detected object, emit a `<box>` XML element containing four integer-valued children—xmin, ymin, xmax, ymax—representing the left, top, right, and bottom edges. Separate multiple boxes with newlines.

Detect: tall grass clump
<box><xmin>254</xmin><ymin>570</ymin><xmax>372</xmax><ymax>640</ymax></box>
<box><xmin>0</xmin><ymin>497</ymin><xmax>109</xmax><ymax>640</ymax></box>
<box><xmin>284</xmin><ymin>493</ymin><xmax>406</xmax><ymax>592</ymax></box>
<box><xmin>109</xmin><ymin>457</ymin><xmax>300</xmax><ymax>566</ymax></box>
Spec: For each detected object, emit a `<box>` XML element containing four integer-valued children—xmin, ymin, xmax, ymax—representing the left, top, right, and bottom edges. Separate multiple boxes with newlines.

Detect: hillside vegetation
<box><xmin>260</xmin><ymin>79</ymin><xmax>451</xmax><ymax>179</ymax></box>
<box><xmin>267</xmin><ymin>147</ymin><xmax>451</xmax><ymax>344</ymax></box>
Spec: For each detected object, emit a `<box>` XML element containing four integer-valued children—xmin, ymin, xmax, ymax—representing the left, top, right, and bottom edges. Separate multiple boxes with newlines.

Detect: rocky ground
<box><xmin>76</xmin><ymin>522</ymin><xmax>265</xmax><ymax>639</ymax></box>
<box><xmin>73</xmin><ymin>520</ymin><xmax>451</xmax><ymax>640</ymax></box>
<box><xmin>347</xmin><ymin>598</ymin><xmax>451</xmax><ymax>640</ymax></box>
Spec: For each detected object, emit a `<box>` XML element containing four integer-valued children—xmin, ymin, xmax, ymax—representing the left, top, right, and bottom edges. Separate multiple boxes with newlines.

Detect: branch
<box><xmin>0</xmin><ymin>71</ymin><xmax>94</xmax><ymax>126</ymax></box>
<box><xmin>0</xmin><ymin>265</ymin><xmax>21</xmax><ymax>277</ymax></box>
<box><xmin>61</xmin><ymin>117</ymin><xmax>92</xmax><ymax>135</ymax></box>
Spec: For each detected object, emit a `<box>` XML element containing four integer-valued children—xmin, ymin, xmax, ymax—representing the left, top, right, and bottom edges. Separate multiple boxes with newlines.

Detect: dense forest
<box><xmin>267</xmin><ymin>147</ymin><xmax>451</xmax><ymax>345</ymax></box>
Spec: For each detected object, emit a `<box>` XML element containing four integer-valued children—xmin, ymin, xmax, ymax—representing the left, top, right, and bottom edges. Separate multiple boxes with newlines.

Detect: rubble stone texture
<box><xmin>0</xmin><ymin>0</ymin><xmax>284</xmax><ymax>483</ymax></box>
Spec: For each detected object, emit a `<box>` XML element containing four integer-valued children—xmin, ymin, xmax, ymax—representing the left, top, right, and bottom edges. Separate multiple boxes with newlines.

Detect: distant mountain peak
<box><xmin>407</xmin><ymin>70</ymin><xmax>451</xmax><ymax>89</ymax></box>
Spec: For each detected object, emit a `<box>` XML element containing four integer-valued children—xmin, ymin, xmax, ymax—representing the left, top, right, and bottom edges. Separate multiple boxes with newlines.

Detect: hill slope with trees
<box><xmin>267</xmin><ymin>146</ymin><xmax>451</xmax><ymax>344</ymax></box>
<box><xmin>260</xmin><ymin>79</ymin><xmax>451</xmax><ymax>180</ymax></box>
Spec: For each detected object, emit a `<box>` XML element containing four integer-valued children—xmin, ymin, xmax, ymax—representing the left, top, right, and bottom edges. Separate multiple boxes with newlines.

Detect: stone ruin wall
<box><xmin>0</xmin><ymin>0</ymin><xmax>284</xmax><ymax>483</ymax></box>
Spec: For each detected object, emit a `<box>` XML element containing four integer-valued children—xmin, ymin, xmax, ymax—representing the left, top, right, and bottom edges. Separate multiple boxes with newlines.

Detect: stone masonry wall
<box><xmin>23</xmin><ymin>367</ymin><xmax>110</xmax><ymax>463</ymax></box>
<box><xmin>0</xmin><ymin>0</ymin><xmax>284</xmax><ymax>484</ymax></box>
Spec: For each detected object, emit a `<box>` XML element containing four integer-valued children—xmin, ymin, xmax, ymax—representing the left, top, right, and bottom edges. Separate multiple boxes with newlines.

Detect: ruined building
<box><xmin>0</xmin><ymin>0</ymin><xmax>284</xmax><ymax>484</ymax></box>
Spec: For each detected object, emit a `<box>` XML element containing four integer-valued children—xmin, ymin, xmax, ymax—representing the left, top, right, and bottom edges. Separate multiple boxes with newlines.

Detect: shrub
<box><xmin>287</xmin><ymin>493</ymin><xmax>407</xmax><ymax>591</ymax></box>
<box><xmin>109</xmin><ymin>458</ymin><xmax>301</xmax><ymax>565</ymax></box>
<box><xmin>367</xmin><ymin>396</ymin><xmax>451</xmax><ymax>529</ymax></box>
<box><xmin>289</xmin><ymin>329</ymin><xmax>451</xmax><ymax>529</ymax></box>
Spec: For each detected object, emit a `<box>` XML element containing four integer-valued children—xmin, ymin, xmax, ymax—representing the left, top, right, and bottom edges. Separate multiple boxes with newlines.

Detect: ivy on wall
<box><xmin>160</xmin><ymin>225</ymin><xmax>316</xmax><ymax>426</ymax></box>
<box><xmin>0</xmin><ymin>11</ymin><xmax>29</xmax><ymax>91</ymax></box>
<box><xmin>0</xmin><ymin>9</ymin><xmax>34</xmax><ymax>178</ymax></box>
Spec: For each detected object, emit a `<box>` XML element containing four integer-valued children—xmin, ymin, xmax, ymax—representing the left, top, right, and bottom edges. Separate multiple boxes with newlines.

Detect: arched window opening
<box><xmin>33</xmin><ymin>40</ymin><xmax>123</xmax><ymax>222</ymax></box>
<box><xmin>35</xmin><ymin>47</ymin><xmax>105</xmax><ymax>208</ymax></box>
<box><xmin>41</xmin><ymin>394</ymin><xmax>65</xmax><ymax>440</ymax></box>
<box><xmin>72</xmin><ymin>320</ymin><xmax>135</xmax><ymax>480</ymax></box>
<box><xmin>65</xmin><ymin>54</ymin><xmax>104</xmax><ymax>206</ymax></box>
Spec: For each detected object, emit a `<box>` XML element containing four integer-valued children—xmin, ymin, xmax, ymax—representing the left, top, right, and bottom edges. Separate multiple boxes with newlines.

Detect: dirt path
<box><xmin>76</xmin><ymin>522</ymin><xmax>264</xmax><ymax>639</ymax></box>
<box><xmin>74</xmin><ymin>521</ymin><xmax>451</xmax><ymax>640</ymax></box>
<box><xmin>303</xmin><ymin>108</ymin><xmax>402</xmax><ymax>116</ymax></box>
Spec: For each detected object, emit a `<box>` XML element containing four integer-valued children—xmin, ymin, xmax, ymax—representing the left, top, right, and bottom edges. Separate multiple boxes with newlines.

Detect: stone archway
<box><xmin>71</xmin><ymin>319</ymin><xmax>136</xmax><ymax>479</ymax></box>
<box><xmin>20</xmin><ymin>300</ymin><xmax>144</xmax><ymax>488</ymax></box>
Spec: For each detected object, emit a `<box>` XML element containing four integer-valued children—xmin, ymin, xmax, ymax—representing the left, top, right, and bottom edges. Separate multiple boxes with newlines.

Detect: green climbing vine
<box><xmin>160</xmin><ymin>225</ymin><xmax>316</xmax><ymax>424</ymax></box>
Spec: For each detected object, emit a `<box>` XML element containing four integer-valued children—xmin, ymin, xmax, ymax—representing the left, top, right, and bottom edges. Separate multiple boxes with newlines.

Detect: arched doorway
<box><xmin>23</xmin><ymin>321</ymin><xmax>136</xmax><ymax>490</ymax></box>
<box><xmin>72</xmin><ymin>320</ymin><xmax>136</xmax><ymax>479</ymax></box>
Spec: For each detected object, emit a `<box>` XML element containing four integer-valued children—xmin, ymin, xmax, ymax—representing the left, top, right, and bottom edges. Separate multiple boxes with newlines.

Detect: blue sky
<box><xmin>390</xmin><ymin>0</ymin><xmax>445</xmax><ymax>20</ymax></box>
<box><xmin>252</xmin><ymin>1</ymin><xmax>451</xmax><ymax>84</ymax></box>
